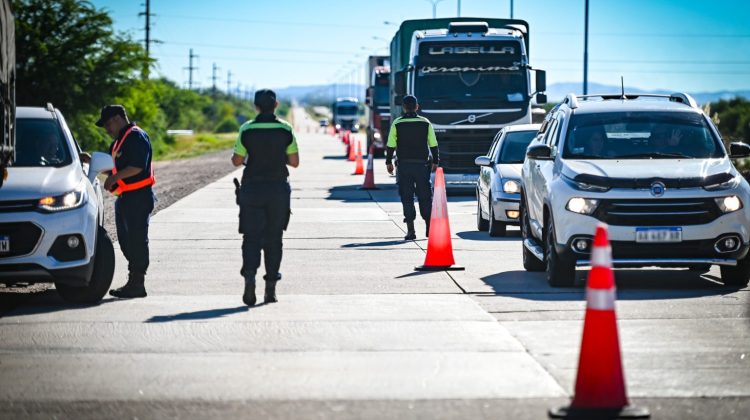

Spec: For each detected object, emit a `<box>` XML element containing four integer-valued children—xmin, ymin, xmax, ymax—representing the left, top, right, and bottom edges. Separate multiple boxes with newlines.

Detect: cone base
<box><xmin>358</xmin><ymin>186</ymin><xmax>379</xmax><ymax>190</ymax></box>
<box><xmin>548</xmin><ymin>405</ymin><xmax>650</xmax><ymax>419</ymax></box>
<box><xmin>414</xmin><ymin>265</ymin><xmax>465</xmax><ymax>272</ymax></box>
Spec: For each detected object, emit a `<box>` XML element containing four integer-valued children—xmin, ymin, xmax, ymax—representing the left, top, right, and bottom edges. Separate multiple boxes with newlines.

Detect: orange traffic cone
<box><xmin>343</xmin><ymin>130</ymin><xmax>350</xmax><ymax>145</ymax></box>
<box><xmin>415</xmin><ymin>167</ymin><xmax>464</xmax><ymax>271</ymax></box>
<box><xmin>352</xmin><ymin>140</ymin><xmax>364</xmax><ymax>175</ymax></box>
<box><xmin>549</xmin><ymin>224</ymin><xmax>649</xmax><ymax>419</ymax></box>
<box><xmin>347</xmin><ymin>135</ymin><xmax>356</xmax><ymax>161</ymax></box>
<box><xmin>359</xmin><ymin>144</ymin><xmax>379</xmax><ymax>190</ymax></box>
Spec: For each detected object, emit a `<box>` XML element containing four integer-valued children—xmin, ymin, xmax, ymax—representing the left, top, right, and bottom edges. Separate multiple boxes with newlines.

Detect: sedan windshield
<box><xmin>498</xmin><ymin>131</ymin><xmax>538</xmax><ymax>163</ymax></box>
<box><xmin>14</xmin><ymin>119</ymin><xmax>72</xmax><ymax>167</ymax></box>
<box><xmin>563</xmin><ymin>111</ymin><xmax>723</xmax><ymax>160</ymax></box>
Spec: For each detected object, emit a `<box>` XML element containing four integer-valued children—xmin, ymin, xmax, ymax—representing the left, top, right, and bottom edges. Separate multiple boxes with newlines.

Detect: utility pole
<box><xmin>211</xmin><ymin>63</ymin><xmax>220</xmax><ymax>96</ymax></box>
<box><xmin>457</xmin><ymin>0</ymin><xmax>461</xmax><ymax>17</ymax></box>
<box><xmin>138</xmin><ymin>0</ymin><xmax>155</xmax><ymax>79</ymax></box>
<box><xmin>226</xmin><ymin>70</ymin><xmax>233</xmax><ymax>96</ymax></box>
<box><xmin>425</xmin><ymin>0</ymin><xmax>445</xmax><ymax>18</ymax></box>
<box><xmin>510</xmin><ymin>0</ymin><xmax>514</xmax><ymax>19</ymax></box>
<box><xmin>583</xmin><ymin>0</ymin><xmax>589</xmax><ymax>95</ymax></box>
<box><xmin>184</xmin><ymin>49</ymin><xmax>198</xmax><ymax>90</ymax></box>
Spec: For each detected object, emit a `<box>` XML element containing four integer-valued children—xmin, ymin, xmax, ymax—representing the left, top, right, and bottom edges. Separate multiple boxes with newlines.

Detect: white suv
<box><xmin>520</xmin><ymin>93</ymin><xmax>750</xmax><ymax>287</ymax></box>
<box><xmin>0</xmin><ymin>105</ymin><xmax>116</xmax><ymax>303</ymax></box>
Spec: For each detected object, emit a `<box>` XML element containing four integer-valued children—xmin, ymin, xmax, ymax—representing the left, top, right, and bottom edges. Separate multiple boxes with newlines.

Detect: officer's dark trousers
<box><xmin>396</xmin><ymin>162</ymin><xmax>432</xmax><ymax>223</ymax></box>
<box><xmin>114</xmin><ymin>188</ymin><xmax>155</xmax><ymax>276</ymax></box>
<box><xmin>239</xmin><ymin>181</ymin><xmax>291</xmax><ymax>279</ymax></box>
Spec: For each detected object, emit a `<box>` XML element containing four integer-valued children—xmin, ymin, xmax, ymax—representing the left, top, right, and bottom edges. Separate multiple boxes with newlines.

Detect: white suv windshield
<box><xmin>14</xmin><ymin>119</ymin><xmax>73</xmax><ymax>167</ymax></box>
<box><xmin>562</xmin><ymin>111</ymin><xmax>723</xmax><ymax>160</ymax></box>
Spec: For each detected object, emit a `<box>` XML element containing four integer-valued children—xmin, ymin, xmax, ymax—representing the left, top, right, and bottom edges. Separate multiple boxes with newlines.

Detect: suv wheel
<box><xmin>56</xmin><ymin>226</ymin><xmax>115</xmax><ymax>304</ymax></box>
<box><xmin>487</xmin><ymin>195</ymin><xmax>507</xmax><ymax>237</ymax></box>
<box><xmin>476</xmin><ymin>190</ymin><xmax>489</xmax><ymax>231</ymax></box>
<box><xmin>720</xmin><ymin>256</ymin><xmax>750</xmax><ymax>287</ymax></box>
<box><xmin>521</xmin><ymin>201</ymin><xmax>545</xmax><ymax>272</ymax></box>
<box><xmin>545</xmin><ymin>217</ymin><xmax>576</xmax><ymax>287</ymax></box>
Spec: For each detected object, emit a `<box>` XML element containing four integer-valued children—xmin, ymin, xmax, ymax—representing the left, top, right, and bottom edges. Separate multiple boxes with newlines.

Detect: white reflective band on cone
<box><xmin>586</xmin><ymin>287</ymin><xmax>616</xmax><ymax>311</ymax></box>
<box><xmin>590</xmin><ymin>245</ymin><xmax>613</xmax><ymax>268</ymax></box>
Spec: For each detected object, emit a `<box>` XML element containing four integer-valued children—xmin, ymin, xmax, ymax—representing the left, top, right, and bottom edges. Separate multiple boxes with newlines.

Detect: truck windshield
<box><xmin>336</xmin><ymin>105</ymin><xmax>358</xmax><ymax>116</ymax></box>
<box><xmin>562</xmin><ymin>111</ymin><xmax>724</xmax><ymax>160</ymax></box>
<box><xmin>498</xmin><ymin>131</ymin><xmax>538</xmax><ymax>164</ymax></box>
<box><xmin>415</xmin><ymin>70</ymin><xmax>527</xmax><ymax>107</ymax></box>
<box><xmin>13</xmin><ymin>118</ymin><xmax>72</xmax><ymax>168</ymax></box>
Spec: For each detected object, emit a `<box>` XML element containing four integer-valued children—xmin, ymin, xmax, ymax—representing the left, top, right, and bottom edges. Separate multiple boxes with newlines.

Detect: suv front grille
<box><xmin>0</xmin><ymin>199</ymin><xmax>38</xmax><ymax>213</ymax></box>
<box><xmin>594</xmin><ymin>198</ymin><xmax>720</xmax><ymax>226</ymax></box>
<box><xmin>0</xmin><ymin>222</ymin><xmax>43</xmax><ymax>258</ymax></box>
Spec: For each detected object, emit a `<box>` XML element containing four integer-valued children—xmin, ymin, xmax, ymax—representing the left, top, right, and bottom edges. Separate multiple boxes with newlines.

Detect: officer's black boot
<box><xmin>404</xmin><ymin>221</ymin><xmax>416</xmax><ymax>240</ymax></box>
<box><xmin>243</xmin><ymin>277</ymin><xmax>256</xmax><ymax>306</ymax></box>
<box><xmin>109</xmin><ymin>273</ymin><xmax>147</xmax><ymax>299</ymax></box>
<box><xmin>264</xmin><ymin>273</ymin><xmax>280</xmax><ymax>303</ymax></box>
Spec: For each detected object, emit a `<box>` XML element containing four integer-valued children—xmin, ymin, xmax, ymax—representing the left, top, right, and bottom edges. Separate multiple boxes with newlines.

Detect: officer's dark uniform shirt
<box><xmin>233</xmin><ymin>113</ymin><xmax>298</xmax><ymax>182</ymax></box>
<box><xmin>386</xmin><ymin>112</ymin><xmax>439</xmax><ymax>164</ymax></box>
<box><xmin>109</xmin><ymin>122</ymin><xmax>153</xmax><ymax>186</ymax></box>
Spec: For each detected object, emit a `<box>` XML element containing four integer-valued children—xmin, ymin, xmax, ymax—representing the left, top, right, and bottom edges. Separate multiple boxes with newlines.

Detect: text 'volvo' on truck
<box><xmin>389</xmin><ymin>18</ymin><xmax>547</xmax><ymax>191</ymax></box>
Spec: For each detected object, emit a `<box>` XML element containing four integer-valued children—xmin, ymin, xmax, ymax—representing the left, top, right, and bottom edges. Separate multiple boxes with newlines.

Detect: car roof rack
<box><xmin>45</xmin><ymin>103</ymin><xmax>54</xmax><ymax>112</ymax></box>
<box><xmin>562</xmin><ymin>92</ymin><xmax>699</xmax><ymax>110</ymax></box>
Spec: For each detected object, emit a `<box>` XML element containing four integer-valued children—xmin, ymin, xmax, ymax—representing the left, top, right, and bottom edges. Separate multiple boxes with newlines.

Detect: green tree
<box><xmin>14</xmin><ymin>0</ymin><xmax>150</xmax><ymax>149</ymax></box>
<box><xmin>710</xmin><ymin>97</ymin><xmax>750</xmax><ymax>142</ymax></box>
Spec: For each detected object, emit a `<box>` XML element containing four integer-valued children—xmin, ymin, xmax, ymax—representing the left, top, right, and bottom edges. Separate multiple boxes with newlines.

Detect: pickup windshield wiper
<box><xmin>568</xmin><ymin>154</ymin><xmax>605</xmax><ymax>159</ymax></box>
<box><xmin>618</xmin><ymin>152</ymin><xmax>693</xmax><ymax>159</ymax></box>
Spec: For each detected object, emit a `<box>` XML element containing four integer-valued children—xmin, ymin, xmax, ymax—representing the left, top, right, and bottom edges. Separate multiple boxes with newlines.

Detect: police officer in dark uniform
<box><xmin>386</xmin><ymin>95</ymin><xmax>439</xmax><ymax>240</ymax></box>
<box><xmin>231</xmin><ymin>89</ymin><xmax>299</xmax><ymax>306</ymax></box>
<box><xmin>97</xmin><ymin>105</ymin><xmax>156</xmax><ymax>299</ymax></box>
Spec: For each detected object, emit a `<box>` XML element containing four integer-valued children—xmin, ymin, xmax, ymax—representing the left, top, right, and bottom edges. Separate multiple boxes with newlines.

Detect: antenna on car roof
<box><xmin>620</xmin><ymin>76</ymin><xmax>625</xmax><ymax>99</ymax></box>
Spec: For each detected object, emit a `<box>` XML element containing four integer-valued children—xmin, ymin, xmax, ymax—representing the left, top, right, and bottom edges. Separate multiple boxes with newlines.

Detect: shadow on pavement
<box><xmin>342</xmin><ymin>239</ymin><xmax>409</xmax><ymax>248</ymax></box>
<box><xmin>146</xmin><ymin>305</ymin><xmax>250</xmax><ymax>323</ymax></box>
<box><xmin>0</xmin><ymin>288</ymin><xmax>118</xmax><ymax>318</ymax></box>
<box><xmin>395</xmin><ymin>270</ymin><xmax>437</xmax><ymax>279</ymax></box>
<box><xmin>480</xmin><ymin>269</ymin><xmax>743</xmax><ymax>301</ymax></box>
<box><xmin>322</xmin><ymin>155</ymin><xmax>348</xmax><ymax>160</ymax></box>
<box><xmin>456</xmin><ymin>230</ymin><xmax>521</xmax><ymax>241</ymax></box>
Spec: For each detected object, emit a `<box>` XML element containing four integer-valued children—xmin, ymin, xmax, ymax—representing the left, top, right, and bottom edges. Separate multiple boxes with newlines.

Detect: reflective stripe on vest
<box><xmin>111</xmin><ymin>125</ymin><xmax>156</xmax><ymax>195</ymax></box>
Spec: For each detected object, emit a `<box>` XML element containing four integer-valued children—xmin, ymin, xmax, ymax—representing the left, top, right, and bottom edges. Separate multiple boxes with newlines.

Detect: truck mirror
<box><xmin>536</xmin><ymin>93</ymin><xmax>548</xmax><ymax>105</ymax></box>
<box><xmin>365</xmin><ymin>87</ymin><xmax>373</xmax><ymax>106</ymax></box>
<box><xmin>394</xmin><ymin>70</ymin><xmax>406</xmax><ymax>96</ymax></box>
<box><xmin>535</xmin><ymin>70</ymin><xmax>547</xmax><ymax>93</ymax></box>
<box><xmin>394</xmin><ymin>95</ymin><xmax>404</xmax><ymax>106</ymax></box>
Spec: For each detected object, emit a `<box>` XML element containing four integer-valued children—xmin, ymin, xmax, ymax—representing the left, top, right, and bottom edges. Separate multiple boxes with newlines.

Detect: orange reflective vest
<box><xmin>110</xmin><ymin>125</ymin><xmax>156</xmax><ymax>196</ymax></box>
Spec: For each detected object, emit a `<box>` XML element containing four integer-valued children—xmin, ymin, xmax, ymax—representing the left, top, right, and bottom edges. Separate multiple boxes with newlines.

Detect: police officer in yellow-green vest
<box><xmin>231</xmin><ymin>89</ymin><xmax>299</xmax><ymax>306</ymax></box>
<box><xmin>386</xmin><ymin>95</ymin><xmax>439</xmax><ymax>240</ymax></box>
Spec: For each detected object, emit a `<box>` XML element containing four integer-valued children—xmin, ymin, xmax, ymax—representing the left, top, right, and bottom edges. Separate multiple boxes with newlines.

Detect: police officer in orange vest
<box><xmin>97</xmin><ymin>105</ymin><xmax>156</xmax><ymax>299</ymax></box>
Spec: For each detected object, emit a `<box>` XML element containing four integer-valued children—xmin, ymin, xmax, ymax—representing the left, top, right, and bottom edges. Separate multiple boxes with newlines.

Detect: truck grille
<box><xmin>0</xmin><ymin>222</ymin><xmax>43</xmax><ymax>258</ymax></box>
<box><xmin>439</xmin><ymin>140</ymin><xmax>492</xmax><ymax>174</ymax></box>
<box><xmin>594</xmin><ymin>198</ymin><xmax>720</xmax><ymax>226</ymax></box>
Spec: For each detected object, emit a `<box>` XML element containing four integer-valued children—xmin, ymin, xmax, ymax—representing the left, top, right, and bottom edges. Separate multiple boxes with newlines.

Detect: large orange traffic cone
<box><xmin>359</xmin><ymin>144</ymin><xmax>379</xmax><ymax>190</ymax></box>
<box><xmin>352</xmin><ymin>140</ymin><xmax>364</xmax><ymax>175</ymax></box>
<box><xmin>347</xmin><ymin>134</ymin><xmax>356</xmax><ymax>161</ymax></box>
<box><xmin>415</xmin><ymin>167</ymin><xmax>464</xmax><ymax>271</ymax></box>
<box><xmin>549</xmin><ymin>224</ymin><xmax>649</xmax><ymax>419</ymax></box>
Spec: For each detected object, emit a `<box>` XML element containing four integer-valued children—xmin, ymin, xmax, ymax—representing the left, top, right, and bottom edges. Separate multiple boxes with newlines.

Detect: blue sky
<box><xmin>93</xmin><ymin>0</ymin><xmax>750</xmax><ymax>93</ymax></box>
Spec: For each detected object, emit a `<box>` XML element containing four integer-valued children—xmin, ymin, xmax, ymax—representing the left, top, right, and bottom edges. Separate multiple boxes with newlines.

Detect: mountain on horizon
<box><xmin>274</xmin><ymin>82</ymin><xmax>749</xmax><ymax>106</ymax></box>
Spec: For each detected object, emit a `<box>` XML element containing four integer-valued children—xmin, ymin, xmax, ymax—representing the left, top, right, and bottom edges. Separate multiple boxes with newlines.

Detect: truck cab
<box><xmin>365</xmin><ymin>57</ymin><xmax>391</xmax><ymax>157</ymax></box>
<box><xmin>332</xmin><ymin>98</ymin><xmax>360</xmax><ymax>134</ymax></box>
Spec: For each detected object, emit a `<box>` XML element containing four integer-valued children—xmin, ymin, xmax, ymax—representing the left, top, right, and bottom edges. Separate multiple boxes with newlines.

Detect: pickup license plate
<box><xmin>0</xmin><ymin>235</ymin><xmax>9</xmax><ymax>253</ymax></box>
<box><xmin>635</xmin><ymin>227</ymin><xmax>682</xmax><ymax>243</ymax></box>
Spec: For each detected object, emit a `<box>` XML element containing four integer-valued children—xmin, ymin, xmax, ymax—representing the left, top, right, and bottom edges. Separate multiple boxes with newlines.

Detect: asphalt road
<box><xmin>1</xmin><ymin>107</ymin><xmax>748</xmax><ymax>419</ymax></box>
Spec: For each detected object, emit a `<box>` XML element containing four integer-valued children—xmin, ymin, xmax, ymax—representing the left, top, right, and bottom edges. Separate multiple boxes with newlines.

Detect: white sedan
<box><xmin>475</xmin><ymin>124</ymin><xmax>541</xmax><ymax>236</ymax></box>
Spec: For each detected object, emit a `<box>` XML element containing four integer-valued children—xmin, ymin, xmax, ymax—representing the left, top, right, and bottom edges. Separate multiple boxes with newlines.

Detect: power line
<box><xmin>157</xmin><ymin>53</ymin><xmax>341</xmax><ymax>65</ymax></box>
<box><xmin>161</xmin><ymin>40</ymin><xmax>352</xmax><ymax>56</ymax></box>
<box><xmin>158</xmin><ymin>13</ymin><xmax>383</xmax><ymax>29</ymax></box>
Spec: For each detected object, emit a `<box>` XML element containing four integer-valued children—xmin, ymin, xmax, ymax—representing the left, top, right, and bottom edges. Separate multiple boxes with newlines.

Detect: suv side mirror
<box><xmin>526</xmin><ymin>144</ymin><xmax>553</xmax><ymax>160</ymax></box>
<box><xmin>88</xmin><ymin>151</ymin><xmax>114</xmax><ymax>183</ymax></box>
<box><xmin>474</xmin><ymin>155</ymin><xmax>492</xmax><ymax>167</ymax></box>
<box><xmin>730</xmin><ymin>142</ymin><xmax>750</xmax><ymax>158</ymax></box>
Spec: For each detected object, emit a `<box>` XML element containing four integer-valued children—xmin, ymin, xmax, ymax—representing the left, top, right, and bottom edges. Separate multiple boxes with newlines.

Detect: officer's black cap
<box><xmin>254</xmin><ymin>89</ymin><xmax>277</xmax><ymax>110</ymax></box>
<box><xmin>95</xmin><ymin>105</ymin><xmax>127</xmax><ymax>127</ymax></box>
<box><xmin>402</xmin><ymin>95</ymin><xmax>418</xmax><ymax>109</ymax></box>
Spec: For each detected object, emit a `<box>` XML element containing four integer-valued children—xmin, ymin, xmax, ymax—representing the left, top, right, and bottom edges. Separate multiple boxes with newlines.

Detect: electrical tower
<box><xmin>211</xmin><ymin>63</ymin><xmax>220</xmax><ymax>96</ymax></box>
<box><xmin>184</xmin><ymin>49</ymin><xmax>199</xmax><ymax>90</ymax></box>
<box><xmin>226</xmin><ymin>70</ymin><xmax>233</xmax><ymax>96</ymax></box>
<box><xmin>138</xmin><ymin>0</ymin><xmax>157</xmax><ymax>79</ymax></box>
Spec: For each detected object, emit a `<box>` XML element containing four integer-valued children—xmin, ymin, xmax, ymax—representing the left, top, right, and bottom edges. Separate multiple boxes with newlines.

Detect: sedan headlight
<box><xmin>715</xmin><ymin>196</ymin><xmax>743</xmax><ymax>213</ymax></box>
<box><xmin>566</xmin><ymin>197</ymin><xmax>599</xmax><ymax>215</ymax></box>
<box><xmin>502</xmin><ymin>180</ymin><xmax>521</xmax><ymax>194</ymax></box>
<box><xmin>38</xmin><ymin>187</ymin><xmax>86</xmax><ymax>212</ymax></box>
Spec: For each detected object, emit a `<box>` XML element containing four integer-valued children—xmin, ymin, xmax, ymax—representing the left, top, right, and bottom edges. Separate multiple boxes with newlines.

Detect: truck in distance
<box><xmin>365</xmin><ymin>56</ymin><xmax>390</xmax><ymax>157</ymax></box>
<box><xmin>389</xmin><ymin>18</ymin><xmax>547</xmax><ymax>190</ymax></box>
<box><xmin>331</xmin><ymin>97</ymin><xmax>360</xmax><ymax>134</ymax></box>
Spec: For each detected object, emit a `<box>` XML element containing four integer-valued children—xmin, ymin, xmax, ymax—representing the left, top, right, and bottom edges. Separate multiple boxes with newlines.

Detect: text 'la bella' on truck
<box><xmin>389</xmin><ymin>18</ymin><xmax>547</xmax><ymax>190</ymax></box>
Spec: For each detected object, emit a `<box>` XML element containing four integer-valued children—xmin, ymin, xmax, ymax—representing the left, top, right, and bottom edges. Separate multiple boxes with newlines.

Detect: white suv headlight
<box><xmin>566</xmin><ymin>197</ymin><xmax>599</xmax><ymax>215</ymax></box>
<box><xmin>38</xmin><ymin>186</ymin><xmax>87</xmax><ymax>212</ymax></box>
<box><xmin>502</xmin><ymin>180</ymin><xmax>521</xmax><ymax>194</ymax></box>
<box><xmin>715</xmin><ymin>196</ymin><xmax>743</xmax><ymax>213</ymax></box>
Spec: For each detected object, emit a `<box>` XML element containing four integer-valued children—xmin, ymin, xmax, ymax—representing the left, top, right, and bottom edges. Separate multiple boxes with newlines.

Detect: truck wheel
<box><xmin>720</xmin><ymin>257</ymin><xmax>750</xmax><ymax>287</ymax></box>
<box><xmin>476</xmin><ymin>190</ymin><xmax>489</xmax><ymax>231</ymax></box>
<box><xmin>56</xmin><ymin>226</ymin><xmax>115</xmax><ymax>304</ymax></box>
<box><xmin>545</xmin><ymin>218</ymin><xmax>576</xmax><ymax>287</ymax></box>
<box><xmin>487</xmin><ymin>196</ymin><xmax>507</xmax><ymax>237</ymax></box>
<box><xmin>521</xmin><ymin>202</ymin><xmax>545</xmax><ymax>272</ymax></box>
